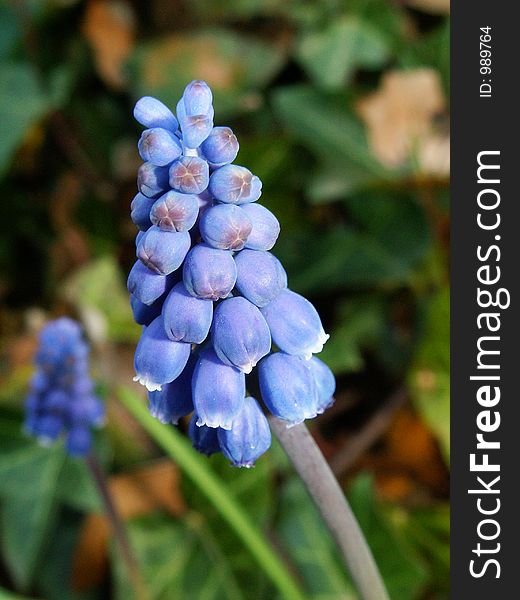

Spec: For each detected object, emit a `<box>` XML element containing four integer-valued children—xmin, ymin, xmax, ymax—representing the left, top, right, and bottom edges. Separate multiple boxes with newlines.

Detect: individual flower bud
<box><xmin>189</xmin><ymin>415</ymin><xmax>221</xmax><ymax>456</ymax></box>
<box><xmin>134</xmin><ymin>316</ymin><xmax>191</xmax><ymax>391</ymax></box>
<box><xmin>260</xmin><ymin>290</ymin><xmax>329</xmax><ymax>359</ymax></box>
<box><xmin>192</xmin><ymin>347</ymin><xmax>245</xmax><ymax>429</ymax></box>
<box><xmin>127</xmin><ymin>260</ymin><xmax>176</xmax><ymax>306</ymax></box>
<box><xmin>258</xmin><ymin>353</ymin><xmax>318</xmax><ymax>424</ymax></box>
<box><xmin>200</xmin><ymin>126</ymin><xmax>239</xmax><ymax>167</ymax></box>
<box><xmin>137</xmin><ymin>226</ymin><xmax>191</xmax><ymax>275</ymax></box>
<box><xmin>35</xmin><ymin>414</ymin><xmax>64</xmax><ymax>444</ymax></box>
<box><xmin>169</xmin><ymin>156</ymin><xmax>209</xmax><ymax>195</ymax></box>
<box><xmin>66</xmin><ymin>427</ymin><xmax>93</xmax><ymax>457</ymax></box>
<box><xmin>137</xmin><ymin>162</ymin><xmax>170</xmax><ymax>198</ymax></box>
<box><xmin>181</xmin><ymin>80</ymin><xmax>213</xmax><ymax>116</ymax></box>
<box><xmin>42</xmin><ymin>389</ymin><xmax>68</xmax><ymax>411</ymax></box>
<box><xmin>306</xmin><ymin>356</ymin><xmax>335</xmax><ymax>413</ymax></box>
<box><xmin>150</xmin><ymin>190</ymin><xmax>199</xmax><ymax>232</ymax></box>
<box><xmin>199</xmin><ymin>204</ymin><xmax>252</xmax><ymax>250</ymax></box>
<box><xmin>138</xmin><ymin>128</ymin><xmax>183</xmax><ymax>166</ymax></box>
<box><xmin>183</xmin><ymin>244</ymin><xmax>237</xmax><ymax>300</ymax></box>
<box><xmin>209</xmin><ymin>165</ymin><xmax>262</xmax><ymax>204</ymax></box>
<box><xmin>212</xmin><ymin>297</ymin><xmax>271</xmax><ymax>373</ymax></box>
<box><xmin>130</xmin><ymin>293</ymin><xmax>164</xmax><ymax>326</ymax></box>
<box><xmin>136</xmin><ymin>231</ymin><xmax>145</xmax><ymax>246</ymax></box>
<box><xmin>131</xmin><ymin>193</ymin><xmax>154</xmax><ymax>231</ymax></box>
<box><xmin>176</xmin><ymin>99</ymin><xmax>214</xmax><ymax>149</ymax></box>
<box><xmin>234</xmin><ymin>250</ymin><xmax>287</xmax><ymax>307</ymax></box>
<box><xmin>242</xmin><ymin>203</ymin><xmax>280</xmax><ymax>251</ymax></box>
<box><xmin>148</xmin><ymin>353</ymin><xmax>196</xmax><ymax>423</ymax></box>
<box><xmin>134</xmin><ymin>96</ymin><xmax>178</xmax><ymax>131</ymax></box>
<box><xmin>69</xmin><ymin>395</ymin><xmax>105</xmax><ymax>427</ymax></box>
<box><xmin>218</xmin><ymin>397</ymin><xmax>271</xmax><ymax>468</ymax></box>
<box><xmin>162</xmin><ymin>281</ymin><xmax>213</xmax><ymax>344</ymax></box>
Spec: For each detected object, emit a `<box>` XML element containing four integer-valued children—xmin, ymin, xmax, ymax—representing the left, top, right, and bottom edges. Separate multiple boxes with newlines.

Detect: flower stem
<box><xmin>269</xmin><ymin>418</ymin><xmax>389</xmax><ymax>600</ymax></box>
<box><xmin>85</xmin><ymin>453</ymin><xmax>148</xmax><ymax>600</ymax></box>
<box><xmin>117</xmin><ymin>386</ymin><xmax>307</xmax><ymax>600</ymax></box>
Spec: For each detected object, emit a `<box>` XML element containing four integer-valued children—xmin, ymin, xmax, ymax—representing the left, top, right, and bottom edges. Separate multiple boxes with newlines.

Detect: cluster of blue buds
<box><xmin>24</xmin><ymin>318</ymin><xmax>104</xmax><ymax>457</ymax></box>
<box><xmin>129</xmin><ymin>81</ymin><xmax>335</xmax><ymax>468</ymax></box>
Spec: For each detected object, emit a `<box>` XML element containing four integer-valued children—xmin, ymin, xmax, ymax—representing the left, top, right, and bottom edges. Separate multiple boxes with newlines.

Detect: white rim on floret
<box><xmin>301</xmin><ymin>330</ymin><xmax>330</xmax><ymax>360</ymax></box>
<box><xmin>133</xmin><ymin>374</ymin><xmax>162</xmax><ymax>392</ymax></box>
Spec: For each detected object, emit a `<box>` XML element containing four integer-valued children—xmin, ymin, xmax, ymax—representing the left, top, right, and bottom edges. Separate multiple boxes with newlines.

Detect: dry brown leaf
<box><xmin>404</xmin><ymin>0</ymin><xmax>450</xmax><ymax>15</ymax></box>
<box><xmin>82</xmin><ymin>0</ymin><xmax>135</xmax><ymax>89</ymax></box>
<box><xmin>72</xmin><ymin>460</ymin><xmax>185</xmax><ymax>590</ymax></box>
<box><xmin>357</xmin><ymin>69</ymin><xmax>449</xmax><ymax>176</ymax></box>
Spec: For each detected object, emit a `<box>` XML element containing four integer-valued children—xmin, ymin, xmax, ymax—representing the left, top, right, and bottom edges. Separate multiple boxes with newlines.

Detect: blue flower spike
<box><xmin>24</xmin><ymin>317</ymin><xmax>104</xmax><ymax>457</ymax></box>
<box><xmin>129</xmin><ymin>80</ymin><xmax>335</xmax><ymax>466</ymax></box>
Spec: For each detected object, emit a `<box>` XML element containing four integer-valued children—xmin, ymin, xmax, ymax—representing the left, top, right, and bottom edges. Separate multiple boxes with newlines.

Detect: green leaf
<box><xmin>129</xmin><ymin>29</ymin><xmax>287</xmax><ymax>117</ymax></box>
<box><xmin>349</xmin><ymin>475</ymin><xmax>428</xmax><ymax>600</ymax></box>
<box><xmin>117</xmin><ymin>387</ymin><xmax>305</xmax><ymax>600</ymax></box>
<box><xmin>272</xmin><ymin>85</ymin><xmax>390</xmax><ymax>179</ymax></box>
<box><xmin>0</xmin><ymin>5</ymin><xmax>20</xmax><ymax>59</ymax></box>
<box><xmin>0</xmin><ymin>445</ymin><xmax>65</xmax><ymax>590</ymax></box>
<box><xmin>409</xmin><ymin>287</ymin><xmax>450</xmax><ymax>463</ymax></box>
<box><xmin>0</xmin><ymin>63</ymin><xmax>50</xmax><ymax>177</ymax></box>
<box><xmin>296</xmin><ymin>16</ymin><xmax>390</xmax><ymax>89</ymax></box>
<box><xmin>319</xmin><ymin>297</ymin><xmax>386</xmax><ymax>375</ymax></box>
<box><xmin>0</xmin><ymin>587</ymin><xmax>39</xmax><ymax>600</ymax></box>
<box><xmin>60</xmin><ymin>256</ymin><xmax>140</xmax><ymax>344</ymax></box>
<box><xmin>278</xmin><ymin>478</ymin><xmax>355</xmax><ymax>599</ymax></box>
<box><xmin>114</xmin><ymin>514</ymin><xmax>249</xmax><ymax>600</ymax></box>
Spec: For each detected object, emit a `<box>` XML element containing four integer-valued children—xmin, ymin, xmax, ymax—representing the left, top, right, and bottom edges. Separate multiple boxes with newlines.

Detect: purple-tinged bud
<box><xmin>150</xmin><ymin>191</ymin><xmax>199</xmax><ymax>232</ymax></box>
<box><xmin>176</xmin><ymin>99</ymin><xmax>214</xmax><ymax>149</ymax></box>
<box><xmin>138</xmin><ymin>128</ymin><xmax>183</xmax><ymax>166</ymax></box>
<box><xmin>200</xmin><ymin>126</ymin><xmax>239</xmax><ymax>167</ymax></box>
<box><xmin>182</xmin><ymin>80</ymin><xmax>213</xmax><ymax>116</ymax></box>
<box><xmin>192</xmin><ymin>347</ymin><xmax>245</xmax><ymax>430</ymax></box>
<box><xmin>136</xmin><ymin>226</ymin><xmax>191</xmax><ymax>275</ymax></box>
<box><xmin>189</xmin><ymin>415</ymin><xmax>221</xmax><ymax>456</ymax></box>
<box><xmin>183</xmin><ymin>244</ymin><xmax>237</xmax><ymax>300</ymax></box>
<box><xmin>242</xmin><ymin>204</ymin><xmax>280</xmax><ymax>251</ymax></box>
<box><xmin>169</xmin><ymin>156</ymin><xmax>209</xmax><ymax>195</ymax></box>
<box><xmin>199</xmin><ymin>204</ymin><xmax>252</xmax><ymax>251</ymax></box>
<box><xmin>260</xmin><ymin>290</ymin><xmax>329</xmax><ymax>359</ymax></box>
<box><xmin>131</xmin><ymin>193</ymin><xmax>154</xmax><ymax>231</ymax></box>
<box><xmin>258</xmin><ymin>353</ymin><xmax>318</xmax><ymax>424</ymax></box>
<box><xmin>134</xmin><ymin>96</ymin><xmax>178</xmax><ymax>131</ymax></box>
<box><xmin>162</xmin><ymin>281</ymin><xmax>213</xmax><ymax>344</ymax></box>
<box><xmin>130</xmin><ymin>293</ymin><xmax>164</xmax><ymax>326</ymax></box>
<box><xmin>234</xmin><ymin>250</ymin><xmax>287</xmax><ymax>308</ymax></box>
<box><xmin>209</xmin><ymin>165</ymin><xmax>262</xmax><ymax>205</ymax></box>
<box><xmin>133</xmin><ymin>316</ymin><xmax>191</xmax><ymax>391</ymax></box>
<box><xmin>127</xmin><ymin>260</ymin><xmax>176</xmax><ymax>306</ymax></box>
<box><xmin>137</xmin><ymin>162</ymin><xmax>170</xmax><ymax>198</ymax></box>
<box><xmin>212</xmin><ymin>297</ymin><xmax>271</xmax><ymax>373</ymax></box>
<box><xmin>148</xmin><ymin>353</ymin><xmax>196</xmax><ymax>423</ymax></box>
<box><xmin>66</xmin><ymin>427</ymin><xmax>93</xmax><ymax>457</ymax></box>
<box><xmin>218</xmin><ymin>397</ymin><xmax>271</xmax><ymax>468</ymax></box>
<box><xmin>306</xmin><ymin>356</ymin><xmax>335</xmax><ymax>414</ymax></box>
<box><xmin>42</xmin><ymin>389</ymin><xmax>68</xmax><ymax>412</ymax></box>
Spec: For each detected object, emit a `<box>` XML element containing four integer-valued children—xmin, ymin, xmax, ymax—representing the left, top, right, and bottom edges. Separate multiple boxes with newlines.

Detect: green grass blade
<box><xmin>117</xmin><ymin>386</ymin><xmax>306</xmax><ymax>600</ymax></box>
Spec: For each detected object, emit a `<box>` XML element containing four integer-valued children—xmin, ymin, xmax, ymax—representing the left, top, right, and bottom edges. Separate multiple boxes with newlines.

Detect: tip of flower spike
<box><xmin>133</xmin><ymin>374</ymin><xmax>162</xmax><ymax>392</ymax></box>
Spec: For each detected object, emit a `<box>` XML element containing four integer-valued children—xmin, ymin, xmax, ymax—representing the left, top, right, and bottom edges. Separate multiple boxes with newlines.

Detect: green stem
<box><xmin>117</xmin><ymin>387</ymin><xmax>306</xmax><ymax>600</ymax></box>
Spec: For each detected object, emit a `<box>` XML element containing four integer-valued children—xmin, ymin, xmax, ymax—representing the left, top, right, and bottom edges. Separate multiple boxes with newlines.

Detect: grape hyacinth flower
<box><xmin>128</xmin><ymin>80</ymin><xmax>335</xmax><ymax>467</ymax></box>
<box><xmin>24</xmin><ymin>318</ymin><xmax>104</xmax><ymax>457</ymax></box>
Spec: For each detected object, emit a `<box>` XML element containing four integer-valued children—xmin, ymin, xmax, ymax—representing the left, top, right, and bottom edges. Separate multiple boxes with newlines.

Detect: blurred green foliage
<box><xmin>0</xmin><ymin>0</ymin><xmax>449</xmax><ymax>598</ymax></box>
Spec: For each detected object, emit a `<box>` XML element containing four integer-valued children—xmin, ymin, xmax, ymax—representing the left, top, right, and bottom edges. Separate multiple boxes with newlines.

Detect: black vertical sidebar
<box><xmin>451</xmin><ymin>2</ymin><xmax>519</xmax><ymax>597</ymax></box>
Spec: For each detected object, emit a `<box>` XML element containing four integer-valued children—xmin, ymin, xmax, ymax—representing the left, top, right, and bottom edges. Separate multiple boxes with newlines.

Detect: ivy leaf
<box><xmin>0</xmin><ymin>445</ymin><xmax>65</xmax><ymax>590</ymax></box>
<box><xmin>0</xmin><ymin>63</ymin><xmax>50</xmax><ymax>177</ymax></box>
<box><xmin>296</xmin><ymin>16</ymin><xmax>390</xmax><ymax>89</ymax></box>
